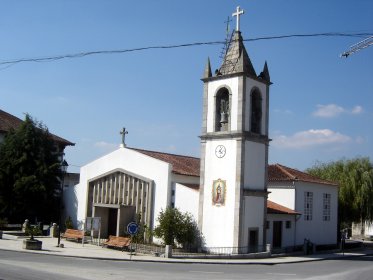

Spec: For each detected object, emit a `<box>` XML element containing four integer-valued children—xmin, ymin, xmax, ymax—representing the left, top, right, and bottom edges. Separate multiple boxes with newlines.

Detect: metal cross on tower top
<box><xmin>232</xmin><ymin>6</ymin><xmax>244</xmax><ymax>32</ymax></box>
<box><xmin>120</xmin><ymin>127</ymin><xmax>128</xmax><ymax>146</ymax></box>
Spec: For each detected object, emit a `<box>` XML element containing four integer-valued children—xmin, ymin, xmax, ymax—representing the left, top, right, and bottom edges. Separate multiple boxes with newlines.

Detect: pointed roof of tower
<box><xmin>218</xmin><ymin>31</ymin><xmax>257</xmax><ymax>77</ymax></box>
<box><xmin>203</xmin><ymin>57</ymin><xmax>212</xmax><ymax>79</ymax></box>
<box><xmin>259</xmin><ymin>61</ymin><xmax>271</xmax><ymax>83</ymax></box>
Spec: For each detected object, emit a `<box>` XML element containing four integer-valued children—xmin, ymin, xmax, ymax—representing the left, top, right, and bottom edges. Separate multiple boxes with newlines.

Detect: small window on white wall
<box><xmin>304</xmin><ymin>191</ymin><xmax>313</xmax><ymax>221</ymax></box>
<box><xmin>323</xmin><ymin>193</ymin><xmax>331</xmax><ymax>221</ymax></box>
<box><xmin>286</xmin><ymin>221</ymin><xmax>291</xmax><ymax>229</ymax></box>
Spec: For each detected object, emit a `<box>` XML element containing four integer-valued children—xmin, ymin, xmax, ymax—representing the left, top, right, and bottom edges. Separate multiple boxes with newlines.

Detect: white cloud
<box><xmin>312</xmin><ymin>104</ymin><xmax>363</xmax><ymax>118</ymax></box>
<box><xmin>272</xmin><ymin>129</ymin><xmax>351</xmax><ymax>149</ymax></box>
<box><xmin>313</xmin><ymin>104</ymin><xmax>344</xmax><ymax>118</ymax></box>
<box><xmin>94</xmin><ymin>141</ymin><xmax>117</xmax><ymax>151</ymax></box>
<box><xmin>351</xmin><ymin>105</ymin><xmax>363</xmax><ymax>114</ymax></box>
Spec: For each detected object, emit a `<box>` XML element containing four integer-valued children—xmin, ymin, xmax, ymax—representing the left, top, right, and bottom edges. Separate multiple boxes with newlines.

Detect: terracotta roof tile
<box><xmin>130</xmin><ymin>148</ymin><xmax>337</xmax><ymax>186</ymax></box>
<box><xmin>0</xmin><ymin>109</ymin><xmax>23</xmax><ymax>132</ymax></box>
<box><xmin>0</xmin><ymin>109</ymin><xmax>74</xmax><ymax>146</ymax></box>
<box><xmin>268</xmin><ymin>164</ymin><xmax>337</xmax><ymax>186</ymax></box>
<box><xmin>267</xmin><ymin>200</ymin><xmax>300</xmax><ymax>215</ymax></box>
<box><xmin>131</xmin><ymin>148</ymin><xmax>200</xmax><ymax>177</ymax></box>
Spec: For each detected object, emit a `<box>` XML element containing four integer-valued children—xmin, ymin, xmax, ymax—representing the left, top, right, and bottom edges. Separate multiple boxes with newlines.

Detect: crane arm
<box><xmin>341</xmin><ymin>36</ymin><xmax>373</xmax><ymax>58</ymax></box>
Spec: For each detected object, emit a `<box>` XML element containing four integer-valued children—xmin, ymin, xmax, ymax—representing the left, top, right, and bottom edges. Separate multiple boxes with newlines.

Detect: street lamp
<box><xmin>57</xmin><ymin>159</ymin><xmax>68</xmax><ymax>247</ymax></box>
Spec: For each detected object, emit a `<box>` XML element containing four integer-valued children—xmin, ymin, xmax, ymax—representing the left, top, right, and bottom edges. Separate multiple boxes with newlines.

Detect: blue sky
<box><xmin>1</xmin><ymin>0</ymin><xmax>372</xmax><ymax>173</ymax></box>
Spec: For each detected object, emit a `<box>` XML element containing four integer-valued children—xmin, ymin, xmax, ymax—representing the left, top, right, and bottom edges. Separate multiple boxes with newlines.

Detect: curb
<box><xmin>1</xmin><ymin>246</ymin><xmax>370</xmax><ymax>265</ymax></box>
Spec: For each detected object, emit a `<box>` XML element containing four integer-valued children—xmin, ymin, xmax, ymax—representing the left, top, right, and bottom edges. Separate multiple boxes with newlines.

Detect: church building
<box><xmin>73</xmin><ymin>7</ymin><xmax>338</xmax><ymax>251</ymax></box>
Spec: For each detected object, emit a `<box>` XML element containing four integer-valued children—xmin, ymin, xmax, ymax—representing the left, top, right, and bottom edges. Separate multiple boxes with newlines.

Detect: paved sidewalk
<box><xmin>1</xmin><ymin>234</ymin><xmax>372</xmax><ymax>265</ymax></box>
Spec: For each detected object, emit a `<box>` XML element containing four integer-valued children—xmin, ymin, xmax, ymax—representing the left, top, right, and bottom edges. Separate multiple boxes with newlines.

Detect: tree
<box><xmin>0</xmin><ymin>114</ymin><xmax>62</xmax><ymax>223</ymax></box>
<box><xmin>307</xmin><ymin>157</ymin><xmax>373</xmax><ymax>226</ymax></box>
<box><xmin>154</xmin><ymin>207</ymin><xmax>200</xmax><ymax>248</ymax></box>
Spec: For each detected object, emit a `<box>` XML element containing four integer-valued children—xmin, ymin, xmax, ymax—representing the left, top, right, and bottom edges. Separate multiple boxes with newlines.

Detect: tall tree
<box><xmin>307</xmin><ymin>157</ymin><xmax>373</xmax><ymax>226</ymax></box>
<box><xmin>0</xmin><ymin>114</ymin><xmax>61</xmax><ymax>223</ymax></box>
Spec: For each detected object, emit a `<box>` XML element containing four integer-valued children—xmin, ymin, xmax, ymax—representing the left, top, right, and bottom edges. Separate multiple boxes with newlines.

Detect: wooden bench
<box><xmin>62</xmin><ymin>229</ymin><xmax>84</xmax><ymax>242</ymax></box>
<box><xmin>103</xmin><ymin>235</ymin><xmax>131</xmax><ymax>251</ymax></box>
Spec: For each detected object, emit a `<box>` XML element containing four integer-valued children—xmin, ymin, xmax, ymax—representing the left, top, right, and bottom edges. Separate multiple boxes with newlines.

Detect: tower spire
<box><xmin>203</xmin><ymin>57</ymin><xmax>212</xmax><ymax>78</ymax></box>
<box><xmin>259</xmin><ymin>61</ymin><xmax>271</xmax><ymax>84</ymax></box>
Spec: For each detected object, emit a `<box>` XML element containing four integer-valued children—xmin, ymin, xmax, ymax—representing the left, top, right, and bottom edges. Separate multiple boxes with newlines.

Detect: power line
<box><xmin>0</xmin><ymin>32</ymin><xmax>372</xmax><ymax>68</ymax></box>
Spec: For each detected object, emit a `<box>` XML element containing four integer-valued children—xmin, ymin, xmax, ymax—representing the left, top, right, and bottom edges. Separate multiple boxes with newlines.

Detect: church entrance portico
<box><xmin>86</xmin><ymin>169</ymin><xmax>154</xmax><ymax>238</ymax></box>
<box><xmin>92</xmin><ymin>203</ymin><xmax>136</xmax><ymax>238</ymax></box>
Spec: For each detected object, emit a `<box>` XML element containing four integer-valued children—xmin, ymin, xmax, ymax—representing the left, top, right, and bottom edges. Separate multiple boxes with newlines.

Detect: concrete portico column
<box><xmin>113</xmin><ymin>175</ymin><xmax>117</xmax><ymax>204</ymax></box>
<box><xmin>93</xmin><ymin>184</ymin><xmax>97</xmax><ymax>204</ymax></box>
<box><xmin>118</xmin><ymin>174</ymin><xmax>122</xmax><ymax>204</ymax></box>
<box><xmin>135</xmin><ymin>180</ymin><xmax>140</xmax><ymax>213</ymax></box>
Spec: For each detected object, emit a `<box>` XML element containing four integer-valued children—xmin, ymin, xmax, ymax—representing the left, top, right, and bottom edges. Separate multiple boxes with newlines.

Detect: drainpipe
<box><xmin>293</xmin><ymin>180</ymin><xmax>297</xmax><ymax>248</ymax></box>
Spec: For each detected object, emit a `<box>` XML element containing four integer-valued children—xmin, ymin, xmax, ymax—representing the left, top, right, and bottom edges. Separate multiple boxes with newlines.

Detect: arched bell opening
<box><xmin>215</xmin><ymin>87</ymin><xmax>231</xmax><ymax>132</ymax></box>
<box><xmin>250</xmin><ymin>89</ymin><xmax>262</xmax><ymax>134</ymax></box>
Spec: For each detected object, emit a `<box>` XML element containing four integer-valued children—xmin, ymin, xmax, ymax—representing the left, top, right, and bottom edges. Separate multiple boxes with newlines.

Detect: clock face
<box><xmin>215</xmin><ymin>145</ymin><xmax>226</xmax><ymax>158</ymax></box>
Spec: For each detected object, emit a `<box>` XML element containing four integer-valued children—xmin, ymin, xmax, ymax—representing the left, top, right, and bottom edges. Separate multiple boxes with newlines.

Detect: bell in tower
<box><xmin>219</xmin><ymin>99</ymin><xmax>229</xmax><ymax>130</ymax></box>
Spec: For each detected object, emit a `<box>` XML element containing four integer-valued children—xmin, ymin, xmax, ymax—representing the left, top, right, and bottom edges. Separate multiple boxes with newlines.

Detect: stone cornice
<box><xmin>199</xmin><ymin>131</ymin><xmax>271</xmax><ymax>144</ymax></box>
<box><xmin>201</xmin><ymin>72</ymin><xmax>271</xmax><ymax>86</ymax></box>
<box><xmin>243</xmin><ymin>189</ymin><xmax>269</xmax><ymax>197</ymax></box>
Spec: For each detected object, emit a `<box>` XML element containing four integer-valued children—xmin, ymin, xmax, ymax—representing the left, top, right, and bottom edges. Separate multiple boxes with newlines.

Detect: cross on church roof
<box><xmin>232</xmin><ymin>6</ymin><xmax>244</xmax><ymax>32</ymax></box>
<box><xmin>120</xmin><ymin>127</ymin><xmax>128</xmax><ymax>147</ymax></box>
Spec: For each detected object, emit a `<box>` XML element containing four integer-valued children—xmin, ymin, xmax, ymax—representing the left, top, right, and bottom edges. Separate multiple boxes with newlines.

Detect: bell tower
<box><xmin>198</xmin><ymin>6</ymin><xmax>271</xmax><ymax>250</ymax></box>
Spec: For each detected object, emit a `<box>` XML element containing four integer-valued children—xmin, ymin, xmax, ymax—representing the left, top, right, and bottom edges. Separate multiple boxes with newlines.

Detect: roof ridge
<box><xmin>269</xmin><ymin>163</ymin><xmax>338</xmax><ymax>186</ymax></box>
<box><xmin>276</xmin><ymin>164</ymin><xmax>297</xmax><ymax>180</ymax></box>
<box><xmin>130</xmin><ymin>147</ymin><xmax>199</xmax><ymax>160</ymax></box>
<box><xmin>0</xmin><ymin>109</ymin><xmax>23</xmax><ymax>120</ymax></box>
<box><xmin>0</xmin><ymin>108</ymin><xmax>74</xmax><ymax>146</ymax></box>
<box><xmin>267</xmin><ymin>199</ymin><xmax>300</xmax><ymax>215</ymax></box>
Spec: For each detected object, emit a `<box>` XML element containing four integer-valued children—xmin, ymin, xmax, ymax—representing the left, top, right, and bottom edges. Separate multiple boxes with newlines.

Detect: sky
<box><xmin>0</xmin><ymin>0</ymin><xmax>372</xmax><ymax>173</ymax></box>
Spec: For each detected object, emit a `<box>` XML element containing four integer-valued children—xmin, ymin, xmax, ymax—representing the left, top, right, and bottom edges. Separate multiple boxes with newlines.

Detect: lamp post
<box><xmin>57</xmin><ymin>159</ymin><xmax>68</xmax><ymax>247</ymax></box>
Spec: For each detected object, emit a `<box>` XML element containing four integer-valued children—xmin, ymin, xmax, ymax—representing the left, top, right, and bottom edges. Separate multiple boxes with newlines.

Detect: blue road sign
<box><xmin>127</xmin><ymin>222</ymin><xmax>139</xmax><ymax>235</ymax></box>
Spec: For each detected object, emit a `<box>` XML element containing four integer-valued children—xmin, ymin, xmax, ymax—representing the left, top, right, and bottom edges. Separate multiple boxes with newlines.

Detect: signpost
<box><xmin>84</xmin><ymin>217</ymin><xmax>101</xmax><ymax>246</ymax></box>
<box><xmin>127</xmin><ymin>222</ymin><xmax>139</xmax><ymax>260</ymax></box>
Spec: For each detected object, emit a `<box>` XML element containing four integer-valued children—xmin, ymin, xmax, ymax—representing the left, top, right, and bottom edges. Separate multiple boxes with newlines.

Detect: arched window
<box><xmin>215</xmin><ymin>88</ymin><xmax>230</xmax><ymax>132</ymax></box>
<box><xmin>251</xmin><ymin>90</ymin><xmax>262</xmax><ymax>134</ymax></box>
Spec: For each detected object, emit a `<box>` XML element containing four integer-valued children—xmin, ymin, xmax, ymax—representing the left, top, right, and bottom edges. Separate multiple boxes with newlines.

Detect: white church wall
<box><xmin>62</xmin><ymin>173</ymin><xmax>79</xmax><ymax>228</ymax></box>
<box><xmin>76</xmin><ymin>147</ymin><xmax>172</xmax><ymax>231</ymax></box>
<box><xmin>266</xmin><ymin>214</ymin><xmax>296</xmax><ymax>249</ymax></box>
<box><xmin>174</xmin><ymin>183</ymin><xmax>199</xmax><ymax>221</ymax></box>
<box><xmin>294</xmin><ymin>182</ymin><xmax>338</xmax><ymax>246</ymax></box>
<box><xmin>172</xmin><ymin>174</ymin><xmax>199</xmax><ymax>185</ymax></box>
<box><xmin>267</xmin><ymin>187</ymin><xmax>296</xmax><ymax>210</ymax></box>
<box><xmin>241</xmin><ymin>196</ymin><xmax>265</xmax><ymax>246</ymax></box>
<box><xmin>205</xmin><ymin>77</ymin><xmax>239</xmax><ymax>133</ymax></box>
<box><xmin>63</xmin><ymin>185</ymin><xmax>78</xmax><ymax>228</ymax></box>
<box><xmin>244</xmin><ymin>141</ymin><xmax>266</xmax><ymax>190</ymax></box>
<box><xmin>244</xmin><ymin>78</ymin><xmax>268</xmax><ymax>134</ymax></box>
<box><xmin>201</xmin><ymin>139</ymin><xmax>238</xmax><ymax>247</ymax></box>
